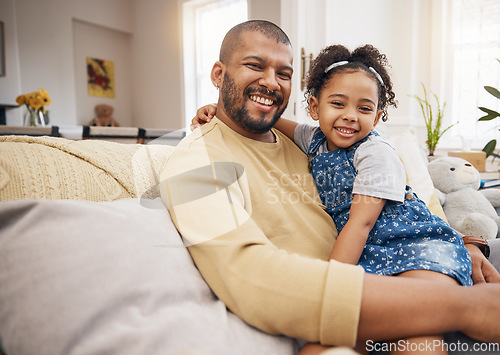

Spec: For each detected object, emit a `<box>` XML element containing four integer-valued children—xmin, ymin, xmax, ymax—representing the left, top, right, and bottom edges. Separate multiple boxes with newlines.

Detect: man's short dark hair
<box><xmin>219</xmin><ymin>20</ymin><xmax>291</xmax><ymax>63</ymax></box>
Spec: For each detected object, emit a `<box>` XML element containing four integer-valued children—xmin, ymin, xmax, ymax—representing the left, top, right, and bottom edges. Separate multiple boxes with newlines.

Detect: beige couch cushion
<box><xmin>0</xmin><ymin>136</ymin><xmax>174</xmax><ymax>201</ymax></box>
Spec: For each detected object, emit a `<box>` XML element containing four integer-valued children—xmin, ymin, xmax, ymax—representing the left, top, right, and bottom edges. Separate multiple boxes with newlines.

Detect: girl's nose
<box><xmin>342</xmin><ymin>112</ymin><xmax>357</xmax><ymax>122</ymax></box>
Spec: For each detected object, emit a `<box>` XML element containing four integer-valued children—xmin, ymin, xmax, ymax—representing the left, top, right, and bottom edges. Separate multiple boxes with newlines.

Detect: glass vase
<box><xmin>24</xmin><ymin>109</ymin><xmax>47</xmax><ymax>127</ymax></box>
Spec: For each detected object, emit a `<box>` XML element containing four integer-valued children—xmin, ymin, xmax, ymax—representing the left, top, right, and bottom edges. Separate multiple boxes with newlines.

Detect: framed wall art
<box><xmin>0</xmin><ymin>22</ymin><xmax>5</xmax><ymax>77</ymax></box>
<box><xmin>86</xmin><ymin>57</ymin><xmax>115</xmax><ymax>98</ymax></box>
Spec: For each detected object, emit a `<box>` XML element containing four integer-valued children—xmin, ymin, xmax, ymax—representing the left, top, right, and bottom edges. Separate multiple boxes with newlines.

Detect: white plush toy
<box><xmin>428</xmin><ymin>157</ymin><xmax>500</xmax><ymax>240</ymax></box>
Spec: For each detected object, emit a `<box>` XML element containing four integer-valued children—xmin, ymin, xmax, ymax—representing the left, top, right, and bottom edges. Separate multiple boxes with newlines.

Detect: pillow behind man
<box><xmin>0</xmin><ymin>198</ymin><xmax>297</xmax><ymax>355</ymax></box>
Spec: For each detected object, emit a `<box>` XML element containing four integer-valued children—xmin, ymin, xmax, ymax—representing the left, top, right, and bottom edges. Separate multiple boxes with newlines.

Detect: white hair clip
<box><xmin>369</xmin><ymin>67</ymin><xmax>384</xmax><ymax>86</ymax></box>
<box><xmin>324</xmin><ymin>61</ymin><xmax>349</xmax><ymax>73</ymax></box>
<box><xmin>324</xmin><ymin>60</ymin><xmax>385</xmax><ymax>87</ymax></box>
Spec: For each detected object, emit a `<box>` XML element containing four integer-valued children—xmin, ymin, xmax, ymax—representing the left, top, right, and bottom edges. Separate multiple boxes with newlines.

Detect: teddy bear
<box><xmin>89</xmin><ymin>104</ymin><xmax>120</xmax><ymax>127</ymax></box>
<box><xmin>428</xmin><ymin>156</ymin><xmax>500</xmax><ymax>240</ymax></box>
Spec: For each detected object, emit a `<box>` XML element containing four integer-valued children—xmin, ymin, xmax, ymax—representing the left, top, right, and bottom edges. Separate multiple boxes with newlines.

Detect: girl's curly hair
<box><xmin>305</xmin><ymin>44</ymin><xmax>397</xmax><ymax>121</ymax></box>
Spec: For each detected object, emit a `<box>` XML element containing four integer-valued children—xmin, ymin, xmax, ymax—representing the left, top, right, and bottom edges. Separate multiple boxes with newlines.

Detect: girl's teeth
<box><xmin>337</xmin><ymin>128</ymin><xmax>354</xmax><ymax>134</ymax></box>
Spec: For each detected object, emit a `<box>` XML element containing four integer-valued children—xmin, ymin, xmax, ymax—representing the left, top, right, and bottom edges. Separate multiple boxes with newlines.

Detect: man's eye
<box><xmin>278</xmin><ymin>72</ymin><xmax>291</xmax><ymax>80</ymax></box>
<box><xmin>246</xmin><ymin>63</ymin><xmax>262</xmax><ymax>70</ymax></box>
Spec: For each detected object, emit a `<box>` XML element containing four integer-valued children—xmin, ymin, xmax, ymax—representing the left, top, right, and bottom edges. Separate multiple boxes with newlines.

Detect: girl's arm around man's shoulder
<box><xmin>273</xmin><ymin>118</ymin><xmax>298</xmax><ymax>141</ymax></box>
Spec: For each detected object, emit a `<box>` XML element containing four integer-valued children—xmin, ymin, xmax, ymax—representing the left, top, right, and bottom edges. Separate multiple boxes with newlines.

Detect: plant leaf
<box><xmin>485</xmin><ymin>86</ymin><xmax>500</xmax><ymax>100</ymax></box>
<box><xmin>479</xmin><ymin>107</ymin><xmax>499</xmax><ymax>114</ymax></box>
<box><xmin>483</xmin><ymin>139</ymin><xmax>497</xmax><ymax>157</ymax></box>
<box><xmin>478</xmin><ymin>107</ymin><xmax>500</xmax><ymax>121</ymax></box>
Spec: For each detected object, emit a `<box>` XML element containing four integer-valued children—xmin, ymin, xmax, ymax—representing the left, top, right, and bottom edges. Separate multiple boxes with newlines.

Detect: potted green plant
<box><xmin>413</xmin><ymin>83</ymin><xmax>456</xmax><ymax>156</ymax></box>
<box><xmin>478</xmin><ymin>59</ymin><xmax>500</xmax><ymax>158</ymax></box>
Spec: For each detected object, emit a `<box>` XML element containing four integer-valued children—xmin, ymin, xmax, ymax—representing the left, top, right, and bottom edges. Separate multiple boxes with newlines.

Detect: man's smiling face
<box><xmin>217</xmin><ymin>31</ymin><xmax>293</xmax><ymax>139</ymax></box>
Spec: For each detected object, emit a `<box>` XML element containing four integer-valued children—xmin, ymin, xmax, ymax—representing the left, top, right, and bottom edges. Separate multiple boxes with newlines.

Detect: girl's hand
<box><xmin>191</xmin><ymin>103</ymin><xmax>217</xmax><ymax>131</ymax></box>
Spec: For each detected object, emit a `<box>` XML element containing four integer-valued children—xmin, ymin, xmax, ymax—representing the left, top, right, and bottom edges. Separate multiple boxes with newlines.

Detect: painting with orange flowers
<box><xmin>87</xmin><ymin>57</ymin><xmax>115</xmax><ymax>98</ymax></box>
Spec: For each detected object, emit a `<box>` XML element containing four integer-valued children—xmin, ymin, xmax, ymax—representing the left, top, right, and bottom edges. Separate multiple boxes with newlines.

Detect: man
<box><xmin>161</xmin><ymin>20</ymin><xmax>500</xmax><ymax>350</ymax></box>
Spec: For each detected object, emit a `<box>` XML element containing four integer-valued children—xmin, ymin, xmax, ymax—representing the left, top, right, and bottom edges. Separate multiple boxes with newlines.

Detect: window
<box><xmin>443</xmin><ymin>0</ymin><xmax>500</xmax><ymax>149</ymax></box>
<box><xmin>182</xmin><ymin>0</ymin><xmax>248</xmax><ymax>130</ymax></box>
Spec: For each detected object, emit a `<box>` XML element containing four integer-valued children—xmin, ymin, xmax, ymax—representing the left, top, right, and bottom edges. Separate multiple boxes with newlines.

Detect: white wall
<box><xmin>0</xmin><ymin>0</ymin><xmax>23</xmax><ymax>124</ymax></box>
<box><xmin>282</xmin><ymin>0</ymin><xmax>437</xmax><ymax>143</ymax></box>
<box><xmin>248</xmin><ymin>0</ymin><xmax>280</xmax><ymax>24</ymax></box>
<box><xmin>0</xmin><ymin>0</ymin><xmax>439</xmax><ymax>135</ymax></box>
<box><xmin>131</xmin><ymin>0</ymin><xmax>183</xmax><ymax>129</ymax></box>
<box><xmin>73</xmin><ymin>20</ymin><xmax>133</xmax><ymax>126</ymax></box>
<box><xmin>324</xmin><ymin>0</ymin><xmax>432</xmax><ymax>136</ymax></box>
<box><xmin>0</xmin><ymin>0</ymin><xmax>135</xmax><ymax>126</ymax></box>
<box><xmin>0</xmin><ymin>0</ymin><xmax>186</xmax><ymax>129</ymax></box>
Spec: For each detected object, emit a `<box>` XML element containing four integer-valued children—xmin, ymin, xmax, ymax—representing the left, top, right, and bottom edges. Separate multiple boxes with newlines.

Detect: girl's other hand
<box><xmin>191</xmin><ymin>103</ymin><xmax>217</xmax><ymax>131</ymax></box>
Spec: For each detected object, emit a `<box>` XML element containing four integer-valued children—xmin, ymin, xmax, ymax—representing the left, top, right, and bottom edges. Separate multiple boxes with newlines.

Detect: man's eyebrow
<box><xmin>242</xmin><ymin>55</ymin><xmax>264</xmax><ymax>62</ymax></box>
<box><xmin>242</xmin><ymin>56</ymin><xmax>293</xmax><ymax>72</ymax></box>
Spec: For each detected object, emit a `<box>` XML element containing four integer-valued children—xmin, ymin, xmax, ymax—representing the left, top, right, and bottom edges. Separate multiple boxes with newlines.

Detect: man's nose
<box><xmin>259</xmin><ymin>69</ymin><xmax>280</xmax><ymax>92</ymax></box>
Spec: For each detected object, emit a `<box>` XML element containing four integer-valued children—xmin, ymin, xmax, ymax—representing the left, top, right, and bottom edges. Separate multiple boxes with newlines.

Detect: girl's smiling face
<box><xmin>309</xmin><ymin>70</ymin><xmax>383</xmax><ymax>151</ymax></box>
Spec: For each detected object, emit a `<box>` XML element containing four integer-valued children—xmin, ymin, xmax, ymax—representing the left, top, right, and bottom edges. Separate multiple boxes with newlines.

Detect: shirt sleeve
<box><xmin>294</xmin><ymin>123</ymin><xmax>322</xmax><ymax>153</ymax></box>
<box><xmin>352</xmin><ymin>137</ymin><xmax>406</xmax><ymax>203</ymax></box>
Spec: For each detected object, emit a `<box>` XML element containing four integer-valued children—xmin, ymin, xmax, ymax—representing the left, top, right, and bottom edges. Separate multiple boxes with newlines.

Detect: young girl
<box><xmin>280</xmin><ymin>44</ymin><xmax>472</xmax><ymax>287</ymax></box>
<box><xmin>194</xmin><ymin>44</ymin><xmax>473</xmax><ymax>353</ymax></box>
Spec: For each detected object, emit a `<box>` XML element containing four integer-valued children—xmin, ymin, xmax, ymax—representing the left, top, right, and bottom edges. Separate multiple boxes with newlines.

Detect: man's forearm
<box><xmin>357</xmin><ymin>273</ymin><xmax>500</xmax><ymax>343</ymax></box>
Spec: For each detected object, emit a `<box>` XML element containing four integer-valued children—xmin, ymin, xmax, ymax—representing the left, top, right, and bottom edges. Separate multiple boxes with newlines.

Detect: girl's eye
<box><xmin>331</xmin><ymin>101</ymin><xmax>343</xmax><ymax>107</ymax></box>
<box><xmin>360</xmin><ymin>107</ymin><xmax>373</xmax><ymax>112</ymax></box>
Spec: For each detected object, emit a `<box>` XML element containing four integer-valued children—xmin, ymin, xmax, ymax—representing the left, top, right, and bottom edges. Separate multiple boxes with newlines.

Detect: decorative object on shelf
<box><xmin>413</xmin><ymin>83</ymin><xmax>456</xmax><ymax>157</ymax></box>
<box><xmin>478</xmin><ymin>59</ymin><xmax>500</xmax><ymax>159</ymax></box>
<box><xmin>15</xmin><ymin>88</ymin><xmax>51</xmax><ymax>127</ymax></box>
<box><xmin>88</xmin><ymin>104</ymin><xmax>119</xmax><ymax>127</ymax></box>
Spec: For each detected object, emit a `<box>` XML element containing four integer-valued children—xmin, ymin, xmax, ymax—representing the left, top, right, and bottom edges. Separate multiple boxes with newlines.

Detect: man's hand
<box><xmin>191</xmin><ymin>103</ymin><xmax>217</xmax><ymax>131</ymax></box>
<box><xmin>466</xmin><ymin>243</ymin><xmax>500</xmax><ymax>284</ymax></box>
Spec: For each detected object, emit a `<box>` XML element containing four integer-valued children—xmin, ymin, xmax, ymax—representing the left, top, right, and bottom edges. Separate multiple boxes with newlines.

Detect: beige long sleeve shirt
<box><xmin>160</xmin><ymin>117</ymin><xmax>364</xmax><ymax>346</ymax></box>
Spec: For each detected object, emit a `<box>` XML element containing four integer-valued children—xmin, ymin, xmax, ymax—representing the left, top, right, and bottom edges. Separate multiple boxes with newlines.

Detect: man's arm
<box><xmin>466</xmin><ymin>243</ymin><xmax>500</xmax><ymax>284</ymax></box>
<box><xmin>358</xmin><ymin>273</ymin><xmax>500</xmax><ymax>344</ymax></box>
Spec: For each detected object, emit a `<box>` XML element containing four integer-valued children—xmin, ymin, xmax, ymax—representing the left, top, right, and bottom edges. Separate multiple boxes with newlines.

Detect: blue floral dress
<box><xmin>307</xmin><ymin>131</ymin><xmax>472</xmax><ymax>286</ymax></box>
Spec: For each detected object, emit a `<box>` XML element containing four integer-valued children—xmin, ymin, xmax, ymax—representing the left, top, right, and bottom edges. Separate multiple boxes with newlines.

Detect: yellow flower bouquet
<box><xmin>16</xmin><ymin>88</ymin><xmax>51</xmax><ymax>126</ymax></box>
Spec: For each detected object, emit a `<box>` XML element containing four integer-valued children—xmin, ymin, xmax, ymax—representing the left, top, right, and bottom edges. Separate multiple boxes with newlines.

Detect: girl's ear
<box><xmin>309</xmin><ymin>96</ymin><xmax>320</xmax><ymax>121</ymax></box>
<box><xmin>211</xmin><ymin>61</ymin><xmax>224</xmax><ymax>88</ymax></box>
<box><xmin>373</xmin><ymin>109</ymin><xmax>383</xmax><ymax>127</ymax></box>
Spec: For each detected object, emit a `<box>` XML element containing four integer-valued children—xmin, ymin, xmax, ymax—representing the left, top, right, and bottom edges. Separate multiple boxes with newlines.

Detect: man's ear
<box><xmin>309</xmin><ymin>96</ymin><xmax>319</xmax><ymax>121</ymax></box>
<box><xmin>211</xmin><ymin>61</ymin><xmax>224</xmax><ymax>88</ymax></box>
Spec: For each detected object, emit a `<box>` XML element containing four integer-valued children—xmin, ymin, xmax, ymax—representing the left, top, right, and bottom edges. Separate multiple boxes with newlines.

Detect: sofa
<box><xmin>0</xmin><ymin>133</ymin><xmax>499</xmax><ymax>355</ymax></box>
<box><xmin>0</xmin><ymin>135</ymin><xmax>298</xmax><ymax>355</ymax></box>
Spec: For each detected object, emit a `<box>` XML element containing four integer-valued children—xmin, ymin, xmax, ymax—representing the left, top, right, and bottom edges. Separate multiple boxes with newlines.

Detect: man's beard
<box><xmin>221</xmin><ymin>72</ymin><xmax>287</xmax><ymax>134</ymax></box>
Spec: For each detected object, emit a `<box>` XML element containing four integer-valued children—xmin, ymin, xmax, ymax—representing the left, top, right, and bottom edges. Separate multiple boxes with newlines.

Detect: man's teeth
<box><xmin>250</xmin><ymin>95</ymin><xmax>273</xmax><ymax>106</ymax></box>
<box><xmin>336</xmin><ymin>128</ymin><xmax>355</xmax><ymax>134</ymax></box>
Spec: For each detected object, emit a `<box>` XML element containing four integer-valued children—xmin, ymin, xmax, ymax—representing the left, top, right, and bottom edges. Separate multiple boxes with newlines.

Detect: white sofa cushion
<box><xmin>0</xmin><ymin>198</ymin><xmax>296</xmax><ymax>355</ymax></box>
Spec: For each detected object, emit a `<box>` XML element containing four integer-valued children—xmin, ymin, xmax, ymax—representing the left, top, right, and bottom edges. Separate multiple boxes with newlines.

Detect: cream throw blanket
<box><xmin>0</xmin><ymin>135</ymin><xmax>174</xmax><ymax>202</ymax></box>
